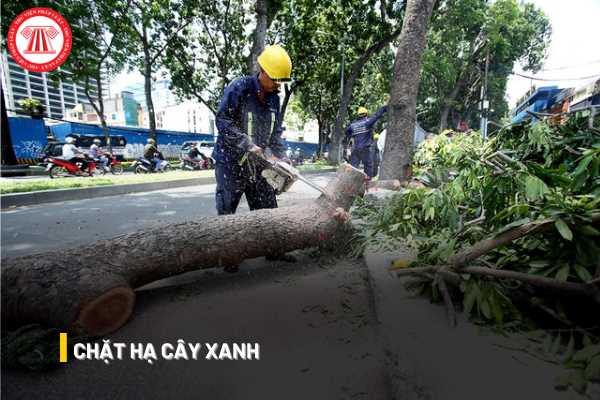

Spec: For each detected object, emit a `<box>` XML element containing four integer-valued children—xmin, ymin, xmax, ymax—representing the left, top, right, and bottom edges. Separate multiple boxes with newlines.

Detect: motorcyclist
<box><xmin>143</xmin><ymin>138</ymin><xmax>163</xmax><ymax>171</ymax></box>
<box><xmin>89</xmin><ymin>138</ymin><xmax>111</xmax><ymax>172</ymax></box>
<box><xmin>187</xmin><ymin>143</ymin><xmax>208</xmax><ymax>164</ymax></box>
<box><xmin>62</xmin><ymin>136</ymin><xmax>88</xmax><ymax>172</ymax></box>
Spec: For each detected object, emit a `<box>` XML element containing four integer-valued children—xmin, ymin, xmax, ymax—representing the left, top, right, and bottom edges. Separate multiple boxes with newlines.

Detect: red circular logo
<box><xmin>7</xmin><ymin>8</ymin><xmax>72</xmax><ymax>73</ymax></box>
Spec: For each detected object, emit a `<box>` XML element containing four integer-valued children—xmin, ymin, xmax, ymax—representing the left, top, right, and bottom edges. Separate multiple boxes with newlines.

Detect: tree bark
<box><xmin>247</xmin><ymin>0</ymin><xmax>268</xmax><ymax>73</ymax></box>
<box><xmin>1</xmin><ymin>165</ymin><xmax>366</xmax><ymax>336</ymax></box>
<box><xmin>439</xmin><ymin>72</ymin><xmax>468</xmax><ymax>132</ymax></box>
<box><xmin>329</xmin><ymin>27</ymin><xmax>403</xmax><ymax>164</ymax></box>
<box><xmin>380</xmin><ymin>0</ymin><xmax>436</xmax><ymax>181</ymax></box>
<box><xmin>142</xmin><ymin>28</ymin><xmax>157</xmax><ymax>139</ymax></box>
<box><xmin>280</xmin><ymin>82</ymin><xmax>297</xmax><ymax>122</ymax></box>
<box><xmin>84</xmin><ymin>69</ymin><xmax>111</xmax><ymax>152</ymax></box>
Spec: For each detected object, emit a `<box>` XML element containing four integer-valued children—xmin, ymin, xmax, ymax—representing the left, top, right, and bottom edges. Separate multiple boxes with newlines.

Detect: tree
<box><xmin>380</xmin><ymin>0</ymin><xmax>437</xmax><ymax>181</ymax></box>
<box><xmin>2</xmin><ymin>166</ymin><xmax>365</xmax><ymax>336</ymax></box>
<box><xmin>67</xmin><ymin>0</ymin><xmax>131</xmax><ymax>150</ymax></box>
<box><xmin>417</xmin><ymin>0</ymin><xmax>550</xmax><ymax>132</ymax></box>
<box><xmin>328</xmin><ymin>0</ymin><xmax>406</xmax><ymax>164</ymax></box>
<box><xmin>247</xmin><ymin>0</ymin><xmax>283</xmax><ymax>73</ymax></box>
<box><xmin>164</xmin><ymin>0</ymin><xmax>249</xmax><ymax>115</ymax></box>
<box><xmin>122</xmin><ymin>0</ymin><xmax>197</xmax><ymax>139</ymax></box>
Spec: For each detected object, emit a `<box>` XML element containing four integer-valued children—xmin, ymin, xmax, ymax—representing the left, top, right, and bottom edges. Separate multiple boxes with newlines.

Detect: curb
<box><xmin>1</xmin><ymin>178</ymin><xmax>212</xmax><ymax>209</ymax></box>
<box><xmin>0</xmin><ymin>168</ymin><xmax>336</xmax><ymax>209</ymax></box>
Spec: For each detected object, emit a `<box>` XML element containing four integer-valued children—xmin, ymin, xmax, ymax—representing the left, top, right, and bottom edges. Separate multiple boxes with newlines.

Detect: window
<box><xmin>12</xmin><ymin>87</ymin><xmax>28</xmax><ymax>96</ymax></box>
<box><xmin>9</xmin><ymin>71</ymin><xmax>25</xmax><ymax>80</ymax></box>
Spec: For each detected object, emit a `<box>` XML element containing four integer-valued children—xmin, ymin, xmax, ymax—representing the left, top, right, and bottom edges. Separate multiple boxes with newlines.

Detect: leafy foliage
<box><xmin>417</xmin><ymin>0</ymin><xmax>551</xmax><ymax>132</ymax></box>
<box><xmin>354</xmin><ymin>117</ymin><xmax>600</xmax><ymax>385</ymax></box>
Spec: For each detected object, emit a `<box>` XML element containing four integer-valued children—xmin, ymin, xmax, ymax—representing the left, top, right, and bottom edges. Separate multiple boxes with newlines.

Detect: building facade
<box><xmin>157</xmin><ymin>100</ymin><xmax>215</xmax><ymax>134</ymax></box>
<box><xmin>67</xmin><ymin>91</ymin><xmax>143</xmax><ymax>127</ymax></box>
<box><xmin>1</xmin><ymin>51</ymin><xmax>105</xmax><ymax>120</ymax></box>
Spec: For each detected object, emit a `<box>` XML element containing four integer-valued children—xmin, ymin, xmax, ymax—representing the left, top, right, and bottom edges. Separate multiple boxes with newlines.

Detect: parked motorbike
<box><xmin>46</xmin><ymin>156</ymin><xmax>98</xmax><ymax>179</ymax></box>
<box><xmin>131</xmin><ymin>157</ymin><xmax>171</xmax><ymax>174</ymax></box>
<box><xmin>179</xmin><ymin>155</ymin><xmax>210</xmax><ymax>170</ymax></box>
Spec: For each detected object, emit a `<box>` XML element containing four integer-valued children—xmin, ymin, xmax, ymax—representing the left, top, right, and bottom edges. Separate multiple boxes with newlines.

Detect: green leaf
<box><xmin>480</xmin><ymin>299</ymin><xmax>492</xmax><ymax>319</ymax></box>
<box><xmin>573</xmin><ymin>344</ymin><xmax>600</xmax><ymax>362</ymax></box>
<box><xmin>584</xmin><ymin>355</ymin><xmax>600</xmax><ymax>381</ymax></box>
<box><xmin>579</xmin><ymin>225</ymin><xmax>600</xmax><ymax>236</ymax></box>
<box><xmin>562</xmin><ymin>333</ymin><xmax>575</xmax><ymax>362</ymax></box>
<box><xmin>463</xmin><ymin>287</ymin><xmax>478</xmax><ymax>315</ymax></box>
<box><xmin>573</xmin><ymin>264</ymin><xmax>593</xmax><ymax>282</ymax></box>
<box><xmin>524</xmin><ymin>175</ymin><xmax>549</xmax><ymax>201</ymax></box>
<box><xmin>555</xmin><ymin>265</ymin><xmax>570</xmax><ymax>282</ymax></box>
<box><xmin>554</xmin><ymin>219</ymin><xmax>573</xmax><ymax>241</ymax></box>
<box><xmin>550</xmin><ymin>333</ymin><xmax>561</xmax><ymax>355</ymax></box>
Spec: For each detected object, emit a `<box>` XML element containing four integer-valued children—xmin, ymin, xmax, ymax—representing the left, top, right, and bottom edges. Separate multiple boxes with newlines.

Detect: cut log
<box><xmin>367</xmin><ymin>179</ymin><xmax>426</xmax><ymax>191</ymax></box>
<box><xmin>1</xmin><ymin>164</ymin><xmax>366</xmax><ymax>336</ymax></box>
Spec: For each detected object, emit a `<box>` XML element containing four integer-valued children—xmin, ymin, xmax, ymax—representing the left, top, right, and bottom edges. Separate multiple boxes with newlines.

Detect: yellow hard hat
<box><xmin>357</xmin><ymin>107</ymin><xmax>369</xmax><ymax>116</ymax></box>
<box><xmin>258</xmin><ymin>45</ymin><xmax>292</xmax><ymax>82</ymax></box>
<box><xmin>373</xmin><ymin>133</ymin><xmax>380</xmax><ymax>140</ymax></box>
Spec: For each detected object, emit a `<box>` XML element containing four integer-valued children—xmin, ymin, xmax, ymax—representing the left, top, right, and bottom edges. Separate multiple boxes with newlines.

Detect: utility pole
<box><xmin>480</xmin><ymin>47</ymin><xmax>490</xmax><ymax>139</ymax></box>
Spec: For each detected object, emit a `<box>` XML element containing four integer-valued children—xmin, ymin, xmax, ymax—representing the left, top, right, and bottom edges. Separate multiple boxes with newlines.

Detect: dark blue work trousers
<box><xmin>350</xmin><ymin>146</ymin><xmax>376</xmax><ymax>178</ymax></box>
<box><xmin>215</xmin><ymin>161</ymin><xmax>277</xmax><ymax>215</ymax></box>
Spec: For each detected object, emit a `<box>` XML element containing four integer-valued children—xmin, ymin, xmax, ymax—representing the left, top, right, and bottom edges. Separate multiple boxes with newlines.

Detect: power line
<box><xmin>512</xmin><ymin>72</ymin><xmax>600</xmax><ymax>81</ymax></box>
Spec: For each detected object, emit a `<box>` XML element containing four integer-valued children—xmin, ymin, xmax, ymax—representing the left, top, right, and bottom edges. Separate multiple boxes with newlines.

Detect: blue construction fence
<box><xmin>7</xmin><ymin>117</ymin><xmax>321</xmax><ymax>163</ymax></box>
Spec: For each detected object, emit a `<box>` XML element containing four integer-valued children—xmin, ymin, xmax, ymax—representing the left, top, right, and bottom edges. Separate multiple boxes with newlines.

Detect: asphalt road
<box><xmin>0</xmin><ymin>172</ymin><xmax>334</xmax><ymax>258</ymax></box>
<box><xmin>2</xmin><ymin>171</ymin><xmax>395</xmax><ymax>400</ymax></box>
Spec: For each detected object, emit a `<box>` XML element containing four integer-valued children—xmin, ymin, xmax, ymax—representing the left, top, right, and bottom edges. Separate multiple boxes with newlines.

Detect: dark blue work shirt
<box><xmin>213</xmin><ymin>74</ymin><xmax>285</xmax><ymax>164</ymax></box>
<box><xmin>345</xmin><ymin>106</ymin><xmax>387</xmax><ymax>150</ymax></box>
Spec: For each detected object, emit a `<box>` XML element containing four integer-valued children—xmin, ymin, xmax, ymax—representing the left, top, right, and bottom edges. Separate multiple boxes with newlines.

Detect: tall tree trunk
<box><xmin>439</xmin><ymin>71</ymin><xmax>468</xmax><ymax>132</ymax></box>
<box><xmin>1</xmin><ymin>165</ymin><xmax>365</xmax><ymax>336</ymax></box>
<box><xmin>1</xmin><ymin>82</ymin><xmax>17</xmax><ymax>165</ymax></box>
<box><xmin>85</xmin><ymin>69</ymin><xmax>112</xmax><ymax>152</ymax></box>
<box><xmin>142</xmin><ymin>28</ymin><xmax>157</xmax><ymax>139</ymax></box>
<box><xmin>95</xmin><ymin>70</ymin><xmax>111</xmax><ymax>152</ymax></box>
<box><xmin>247</xmin><ymin>0</ymin><xmax>268</xmax><ymax>73</ymax></box>
<box><xmin>329</xmin><ymin>27</ymin><xmax>402</xmax><ymax>164</ymax></box>
<box><xmin>316</xmin><ymin>116</ymin><xmax>323</xmax><ymax>157</ymax></box>
<box><xmin>280</xmin><ymin>82</ymin><xmax>297</xmax><ymax>122</ymax></box>
<box><xmin>380</xmin><ymin>0</ymin><xmax>436</xmax><ymax>181</ymax></box>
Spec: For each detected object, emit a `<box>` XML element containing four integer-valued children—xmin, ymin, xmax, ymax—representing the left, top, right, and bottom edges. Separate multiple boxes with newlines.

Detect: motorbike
<box><xmin>179</xmin><ymin>155</ymin><xmax>211</xmax><ymax>170</ymax></box>
<box><xmin>131</xmin><ymin>157</ymin><xmax>171</xmax><ymax>174</ymax></box>
<box><xmin>45</xmin><ymin>156</ymin><xmax>98</xmax><ymax>179</ymax></box>
<box><xmin>98</xmin><ymin>155</ymin><xmax>124</xmax><ymax>175</ymax></box>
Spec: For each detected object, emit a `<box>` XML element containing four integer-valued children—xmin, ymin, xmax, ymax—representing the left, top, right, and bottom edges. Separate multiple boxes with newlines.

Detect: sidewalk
<box><xmin>0</xmin><ymin>168</ymin><xmax>336</xmax><ymax>209</ymax></box>
<box><xmin>363</xmin><ymin>246</ymin><xmax>587</xmax><ymax>399</ymax></box>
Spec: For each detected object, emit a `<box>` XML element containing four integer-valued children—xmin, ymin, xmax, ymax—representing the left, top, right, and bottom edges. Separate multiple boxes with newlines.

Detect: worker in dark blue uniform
<box><xmin>345</xmin><ymin>105</ymin><xmax>387</xmax><ymax>178</ymax></box>
<box><xmin>213</xmin><ymin>44</ymin><xmax>295</xmax><ymax>272</ymax></box>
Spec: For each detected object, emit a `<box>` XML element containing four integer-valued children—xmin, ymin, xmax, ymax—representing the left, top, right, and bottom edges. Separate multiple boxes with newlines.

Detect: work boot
<box><xmin>223</xmin><ymin>265</ymin><xmax>239</xmax><ymax>274</ymax></box>
<box><xmin>266</xmin><ymin>253</ymin><xmax>297</xmax><ymax>263</ymax></box>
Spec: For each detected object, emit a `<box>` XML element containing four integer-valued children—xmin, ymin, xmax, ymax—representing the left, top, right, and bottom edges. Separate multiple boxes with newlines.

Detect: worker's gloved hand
<box><xmin>248</xmin><ymin>144</ymin><xmax>263</xmax><ymax>157</ymax></box>
<box><xmin>263</xmin><ymin>147</ymin><xmax>279</xmax><ymax>163</ymax></box>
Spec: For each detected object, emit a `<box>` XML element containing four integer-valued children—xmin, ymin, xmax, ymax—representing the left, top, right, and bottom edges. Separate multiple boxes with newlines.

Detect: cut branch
<box><xmin>450</xmin><ymin>214</ymin><xmax>600</xmax><ymax>268</ymax></box>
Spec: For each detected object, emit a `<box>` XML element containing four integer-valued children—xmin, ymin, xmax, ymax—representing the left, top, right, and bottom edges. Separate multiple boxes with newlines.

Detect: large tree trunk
<box><xmin>142</xmin><ymin>28</ymin><xmax>157</xmax><ymax>139</ymax></box>
<box><xmin>329</xmin><ymin>27</ymin><xmax>403</xmax><ymax>164</ymax></box>
<box><xmin>380</xmin><ymin>0</ymin><xmax>436</xmax><ymax>181</ymax></box>
<box><xmin>247</xmin><ymin>0</ymin><xmax>268</xmax><ymax>73</ymax></box>
<box><xmin>1</xmin><ymin>165</ymin><xmax>366</xmax><ymax>336</ymax></box>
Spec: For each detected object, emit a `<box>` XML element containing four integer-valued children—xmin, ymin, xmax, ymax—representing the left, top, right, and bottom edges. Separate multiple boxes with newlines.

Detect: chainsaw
<box><xmin>248</xmin><ymin>152</ymin><xmax>328</xmax><ymax>196</ymax></box>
